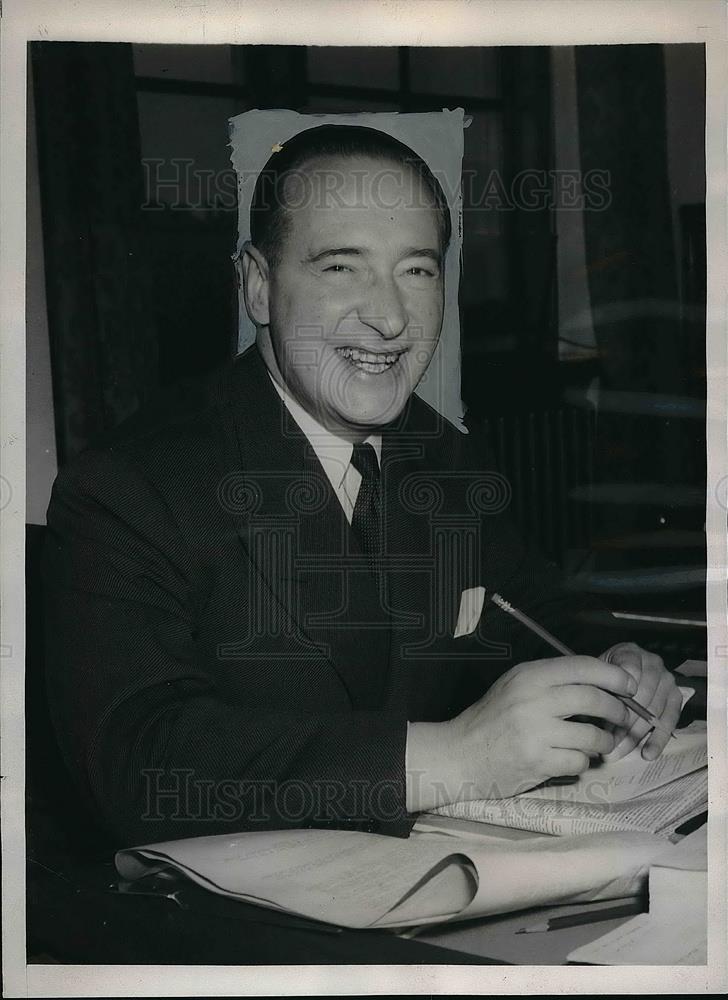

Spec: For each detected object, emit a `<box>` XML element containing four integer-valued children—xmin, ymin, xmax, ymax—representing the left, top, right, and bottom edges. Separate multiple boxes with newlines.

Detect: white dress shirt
<box><xmin>268</xmin><ymin>374</ymin><xmax>381</xmax><ymax>524</ymax></box>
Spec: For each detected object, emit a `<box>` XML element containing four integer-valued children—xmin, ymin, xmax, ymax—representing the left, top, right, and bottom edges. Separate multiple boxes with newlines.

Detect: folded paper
<box><xmin>116</xmin><ymin>826</ymin><xmax>668</xmax><ymax>931</ymax></box>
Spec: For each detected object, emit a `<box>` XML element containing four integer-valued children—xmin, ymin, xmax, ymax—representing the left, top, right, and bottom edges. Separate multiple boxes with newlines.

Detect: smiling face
<box><xmin>250</xmin><ymin>155</ymin><xmax>446</xmax><ymax>439</ymax></box>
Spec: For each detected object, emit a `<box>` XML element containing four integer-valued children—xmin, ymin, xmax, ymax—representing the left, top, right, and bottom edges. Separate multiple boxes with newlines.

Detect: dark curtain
<box><xmin>576</xmin><ymin>45</ymin><xmax>681</xmax><ymax>396</ymax></box>
<box><xmin>32</xmin><ymin>42</ymin><xmax>158</xmax><ymax>462</ymax></box>
<box><xmin>575</xmin><ymin>44</ymin><xmax>705</xmax><ymax>610</ymax></box>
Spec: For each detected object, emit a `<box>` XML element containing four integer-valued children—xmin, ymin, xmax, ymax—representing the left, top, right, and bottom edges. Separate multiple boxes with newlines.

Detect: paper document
<box><xmin>675</xmin><ymin>659</ymin><xmax>707</xmax><ymax>678</ymax></box>
<box><xmin>658</xmin><ymin>822</ymin><xmax>708</xmax><ymax>869</ymax></box>
<box><xmin>525</xmin><ymin>721</ymin><xmax>706</xmax><ymax>804</ymax></box>
<box><xmin>568</xmin><ymin>827</ymin><xmax>707</xmax><ymax>965</ymax></box>
<box><xmin>117</xmin><ymin>829</ymin><xmax>473</xmax><ymax>928</ymax></box>
<box><xmin>433</xmin><ymin>768</ymin><xmax>707</xmax><ymax>837</ymax></box>
<box><xmin>432</xmin><ymin>722</ymin><xmax>707</xmax><ymax>836</ymax></box>
<box><xmin>116</xmin><ymin>827</ymin><xmax>669</xmax><ymax>930</ymax></box>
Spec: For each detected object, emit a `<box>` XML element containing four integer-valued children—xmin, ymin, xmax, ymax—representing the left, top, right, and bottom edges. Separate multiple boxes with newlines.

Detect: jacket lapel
<box><xmin>381</xmin><ymin>400</ymin><xmax>488</xmax><ymax>674</ymax></box>
<box><xmin>215</xmin><ymin>349</ymin><xmax>391</xmax><ymax>709</ymax></box>
<box><xmin>381</xmin><ymin>421</ymin><xmax>449</xmax><ymax>669</ymax></box>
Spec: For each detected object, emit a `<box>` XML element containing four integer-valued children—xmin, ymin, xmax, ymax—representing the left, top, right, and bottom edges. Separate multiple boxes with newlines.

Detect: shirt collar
<box><xmin>267</xmin><ymin>372</ymin><xmax>381</xmax><ymax>489</ymax></box>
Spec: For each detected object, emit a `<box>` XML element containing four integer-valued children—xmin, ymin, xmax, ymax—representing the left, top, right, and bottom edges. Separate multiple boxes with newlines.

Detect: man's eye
<box><xmin>323</xmin><ymin>264</ymin><xmax>352</xmax><ymax>273</ymax></box>
<box><xmin>405</xmin><ymin>266</ymin><xmax>437</xmax><ymax>277</ymax></box>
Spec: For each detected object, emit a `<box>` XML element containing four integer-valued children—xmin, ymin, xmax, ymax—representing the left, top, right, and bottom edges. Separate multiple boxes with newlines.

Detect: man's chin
<box><xmin>333</xmin><ymin>387</ymin><xmax>414</xmax><ymax>433</ymax></box>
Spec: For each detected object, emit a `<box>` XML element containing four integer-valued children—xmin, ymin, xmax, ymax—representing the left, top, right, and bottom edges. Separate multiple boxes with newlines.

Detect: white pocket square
<box><xmin>453</xmin><ymin>586</ymin><xmax>486</xmax><ymax>638</ymax></box>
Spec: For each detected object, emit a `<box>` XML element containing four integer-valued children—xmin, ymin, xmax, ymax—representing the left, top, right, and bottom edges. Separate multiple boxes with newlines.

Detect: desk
<box><xmin>28</xmin><ymin>843</ymin><xmax>645</xmax><ymax>966</ymax></box>
<box><xmin>406</xmin><ymin>817</ymin><xmax>647</xmax><ymax>963</ymax></box>
<box><xmin>414</xmin><ymin>897</ymin><xmax>642</xmax><ymax>964</ymax></box>
<box><xmin>27</xmin><ymin>686</ymin><xmax>706</xmax><ymax>966</ymax></box>
<box><xmin>29</xmin><ymin>809</ymin><xmax>660</xmax><ymax>968</ymax></box>
<box><xmin>28</xmin><ymin>845</ymin><xmax>499</xmax><ymax>965</ymax></box>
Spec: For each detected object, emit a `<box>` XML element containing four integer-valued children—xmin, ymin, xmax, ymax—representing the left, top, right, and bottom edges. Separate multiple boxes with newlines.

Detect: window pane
<box><xmin>133</xmin><ymin>44</ymin><xmax>236</xmax><ymax>84</ymax></box>
<box><xmin>137</xmin><ymin>92</ymin><xmax>239</xmax><ymax>208</ymax></box>
<box><xmin>302</xmin><ymin>96</ymin><xmax>401</xmax><ymax>113</ymax></box>
<box><xmin>409</xmin><ymin>48</ymin><xmax>500</xmax><ymax>99</ymax></box>
<box><xmin>461</xmin><ymin>111</ymin><xmax>506</xmax><ymax>301</ymax></box>
<box><xmin>306</xmin><ymin>47</ymin><xmax>400</xmax><ymax>90</ymax></box>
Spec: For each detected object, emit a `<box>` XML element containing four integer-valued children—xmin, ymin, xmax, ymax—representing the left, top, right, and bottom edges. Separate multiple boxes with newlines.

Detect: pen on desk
<box><xmin>515</xmin><ymin>900</ymin><xmax>645</xmax><ymax>934</ymax></box>
<box><xmin>489</xmin><ymin>593</ymin><xmax>675</xmax><ymax>739</ymax></box>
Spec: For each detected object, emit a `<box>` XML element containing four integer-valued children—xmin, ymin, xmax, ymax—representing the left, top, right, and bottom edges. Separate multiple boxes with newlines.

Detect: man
<box><xmin>43</xmin><ymin>124</ymin><xmax>681</xmax><ymax>846</ymax></box>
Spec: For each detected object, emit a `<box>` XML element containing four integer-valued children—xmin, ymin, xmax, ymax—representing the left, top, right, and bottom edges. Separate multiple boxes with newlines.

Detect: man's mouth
<box><xmin>335</xmin><ymin>346</ymin><xmax>406</xmax><ymax>375</ymax></box>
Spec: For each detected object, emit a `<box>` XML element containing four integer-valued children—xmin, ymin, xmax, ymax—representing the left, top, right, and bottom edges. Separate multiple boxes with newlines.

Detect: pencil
<box><xmin>489</xmin><ymin>592</ymin><xmax>675</xmax><ymax>738</ymax></box>
<box><xmin>515</xmin><ymin>900</ymin><xmax>645</xmax><ymax>934</ymax></box>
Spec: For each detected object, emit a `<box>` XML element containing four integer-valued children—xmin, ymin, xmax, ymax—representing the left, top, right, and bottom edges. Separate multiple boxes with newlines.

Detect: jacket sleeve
<box><xmin>43</xmin><ymin>448</ymin><xmax>412</xmax><ymax>847</ymax></box>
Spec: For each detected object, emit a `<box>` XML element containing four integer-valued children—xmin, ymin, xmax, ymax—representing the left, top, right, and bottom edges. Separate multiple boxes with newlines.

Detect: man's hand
<box><xmin>410</xmin><ymin>656</ymin><xmax>637</xmax><ymax>806</ymax></box>
<box><xmin>599</xmin><ymin>642</ymin><xmax>682</xmax><ymax>762</ymax></box>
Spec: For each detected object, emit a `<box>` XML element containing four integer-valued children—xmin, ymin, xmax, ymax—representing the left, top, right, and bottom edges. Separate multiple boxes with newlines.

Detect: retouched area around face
<box><xmin>265</xmin><ymin>155</ymin><xmax>446</xmax><ymax>438</ymax></box>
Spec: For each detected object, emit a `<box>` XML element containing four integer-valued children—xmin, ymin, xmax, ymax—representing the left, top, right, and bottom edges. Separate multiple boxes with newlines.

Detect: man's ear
<box><xmin>239</xmin><ymin>244</ymin><xmax>270</xmax><ymax>327</ymax></box>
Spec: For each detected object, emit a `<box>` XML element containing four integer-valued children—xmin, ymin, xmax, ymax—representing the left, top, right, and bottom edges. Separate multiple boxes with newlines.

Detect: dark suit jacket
<box><xmin>43</xmin><ymin>346</ymin><xmax>620</xmax><ymax>846</ymax></box>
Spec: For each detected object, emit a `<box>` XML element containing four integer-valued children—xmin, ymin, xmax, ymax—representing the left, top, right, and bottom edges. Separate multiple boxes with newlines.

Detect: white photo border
<box><xmin>2</xmin><ymin>1</ymin><xmax>726</xmax><ymax>995</ymax></box>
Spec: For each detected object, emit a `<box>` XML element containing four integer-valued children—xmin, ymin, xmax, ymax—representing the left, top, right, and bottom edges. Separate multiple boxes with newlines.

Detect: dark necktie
<box><xmin>350</xmin><ymin>441</ymin><xmax>382</xmax><ymax>578</ymax></box>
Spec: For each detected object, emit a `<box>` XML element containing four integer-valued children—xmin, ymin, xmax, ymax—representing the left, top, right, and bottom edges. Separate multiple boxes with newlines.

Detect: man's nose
<box><xmin>356</xmin><ymin>275</ymin><xmax>408</xmax><ymax>340</ymax></box>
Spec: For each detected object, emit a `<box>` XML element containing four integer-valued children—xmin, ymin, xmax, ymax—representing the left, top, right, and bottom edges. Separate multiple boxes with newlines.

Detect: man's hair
<box><xmin>249</xmin><ymin>124</ymin><xmax>452</xmax><ymax>267</ymax></box>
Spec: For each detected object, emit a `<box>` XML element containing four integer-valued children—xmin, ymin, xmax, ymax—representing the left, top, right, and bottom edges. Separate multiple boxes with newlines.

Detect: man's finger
<box><xmin>602</xmin><ymin>694</ymin><xmax>669</xmax><ymax>760</ymax></box>
<box><xmin>550</xmin><ymin>721</ymin><xmax>615</xmax><ymax>756</ymax></box>
<box><xmin>604</xmin><ymin>647</ymin><xmax>642</xmax><ymax>671</ymax></box>
<box><xmin>603</xmin><ymin>728</ymin><xmax>641</xmax><ymax>762</ymax></box>
<box><xmin>549</xmin><ymin>685</ymin><xmax>631</xmax><ymax>728</ymax></box>
<box><xmin>644</xmin><ymin>666</ymin><xmax>679</xmax><ymax>713</ymax></box>
<box><xmin>613</xmin><ymin>648</ymin><xmax>665</xmax><ymax>707</ymax></box>
<box><xmin>642</xmin><ymin>684</ymin><xmax>683</xmax><ymax>759</ymax></box>
<box><xmin>531</xmin><ymin>656</ymin><xmax>638</xmax><ymax>696</ymax></box>
<box><xmin>546</xmin><ymin>748</ymin><xmax>591</xmax><ymax>776</ymax></box>
<box><xmin>621</xmin><ymin>713</ymin><xmax>653</xmax><ymax>746</ymax></box>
